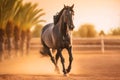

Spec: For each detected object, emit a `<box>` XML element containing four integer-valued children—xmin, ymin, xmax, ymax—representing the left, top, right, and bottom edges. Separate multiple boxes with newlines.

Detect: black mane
<box><xmin>54</xmin><ymin>7</ymin><xmax>65</xmax><ymax>25</ymax></box>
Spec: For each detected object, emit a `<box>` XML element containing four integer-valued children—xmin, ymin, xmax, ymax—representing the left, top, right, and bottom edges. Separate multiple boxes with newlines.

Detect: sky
<box><xmin>24</xmin><ymin>0</ymin><xmax>120</xmax><ymax>33</ymax></box>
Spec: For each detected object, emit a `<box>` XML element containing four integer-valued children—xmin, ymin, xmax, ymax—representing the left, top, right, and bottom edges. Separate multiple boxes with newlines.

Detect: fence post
<box><xmin>101</xmin><ymin>35</ymin><xmax>104</xmax><ymax>53</ymax></box>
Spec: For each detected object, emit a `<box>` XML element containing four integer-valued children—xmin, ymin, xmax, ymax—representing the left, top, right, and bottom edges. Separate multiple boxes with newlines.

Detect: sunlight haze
<box><xmin>24</xmin><ymin>0</ymin><xmax>120</xmax><ymax>34</ymax></box>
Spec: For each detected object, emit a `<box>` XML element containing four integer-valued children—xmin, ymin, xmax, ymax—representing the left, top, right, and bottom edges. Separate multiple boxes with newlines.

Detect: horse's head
<box><xmin>62</xmin><ymin>4</ymin><xmax>75</xmax><ymax>31</ymax></box>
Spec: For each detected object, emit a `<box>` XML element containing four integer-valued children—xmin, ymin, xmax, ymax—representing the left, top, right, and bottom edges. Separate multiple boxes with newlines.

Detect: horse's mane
<box><xmin>54</xmin><ymin>7</ymin><xmax>65</xmax><ymax>25</ymax></box>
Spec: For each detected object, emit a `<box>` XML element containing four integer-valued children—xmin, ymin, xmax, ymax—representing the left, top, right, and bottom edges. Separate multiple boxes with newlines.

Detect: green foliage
<box><xmin>18</xmin><ymin>2</ymin><xmax>45</xmax><ymax>31</ymax></box>
<box><xmin>0</xmin><ymin>0</ymin><xmax>21</xmax><ymax>29</ymax></box>
<box><xmin>110</xmin><ymin>27</ymin><xmax>120</xmax><ymax>35</ymax></box>
<box><xmin>0</xmin><ymin>0</ymin><xmax>45</xmax><ymax>36</ymax></box>
<box><xmin>77</xmin><ymin>24</ymin><xmax>97</xmax><ymax>37</ymax></box>
<box><xmin>32</xmin><ymin>24</ymin><xmax>43</xmax><ymax>37</ymax></box>
<box><xmin>0</xmin><ymin>0</ymin><xmax>45</xmax><ymax>55</ymax></box>
<box><xmin>0</xmin><ymin>0</ymin><xmax>45</xmax><ymax>31</ymax></box>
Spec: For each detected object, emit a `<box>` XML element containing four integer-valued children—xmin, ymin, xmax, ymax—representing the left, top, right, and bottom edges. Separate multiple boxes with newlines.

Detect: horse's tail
<box><xmin>39</xmin><ymin>38</ymin><xmax>48</xmax><ymax>56</ymax></box>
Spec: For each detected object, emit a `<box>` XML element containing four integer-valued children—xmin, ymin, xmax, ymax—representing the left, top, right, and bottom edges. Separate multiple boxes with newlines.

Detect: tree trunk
<box><xmin>6</xmin><ymin>20</ymin><xmax>14</xmax><ymax>57</ymax></box>
<box><xmin>0</xmin><ymin>29</ymin><xmax>4</xmax><ymax>61</ymax></box>
<box><xmin>20</xmin><ymin>30</ymin><xmax>26</xmax><ymax>55</ymax></box>
<box><xmin>26</xmin><ymin>29</ymin><xmax>31</xmax><ymax>55</ymax></box>
<box><xmin>7</xmin><ymin>37</ymin><xmax>11</xmax><ymax>56</ymax></box>
<box><xmin>13</xmin><ymin>25</ymin><xmax>20</xmax><ymax>56</ymax></box>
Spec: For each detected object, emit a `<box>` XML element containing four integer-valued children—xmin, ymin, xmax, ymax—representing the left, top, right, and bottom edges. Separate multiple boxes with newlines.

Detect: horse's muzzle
<box><xmin>69</xmin><ymin>25</ymin><xmax>75</xmax><ymax>31</ymax></box>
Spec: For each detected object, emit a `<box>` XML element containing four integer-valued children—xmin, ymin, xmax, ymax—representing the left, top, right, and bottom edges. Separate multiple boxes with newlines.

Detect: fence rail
<box><xmin>30</xmin><ymin>37</ymin><xmax>120</xmax><ymax>52</ymax></box>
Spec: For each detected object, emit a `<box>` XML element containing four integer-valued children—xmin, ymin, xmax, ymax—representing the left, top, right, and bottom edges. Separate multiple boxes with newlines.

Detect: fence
<box><xmin>30</xmin><ymin>37</ymin><xmax>120</xmax><ymax>52</ymax></box>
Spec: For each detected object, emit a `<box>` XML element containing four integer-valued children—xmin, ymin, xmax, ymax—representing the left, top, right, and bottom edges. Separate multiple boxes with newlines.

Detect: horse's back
<box><xmin>41</xmin><ymin>23</ymin><xmax>53</xmax><ymax>34</ymax></box>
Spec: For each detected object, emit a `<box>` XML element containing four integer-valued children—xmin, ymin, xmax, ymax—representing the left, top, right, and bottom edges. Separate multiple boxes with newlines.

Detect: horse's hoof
<box><xmin>64</xmin><ymin>74</ymin><xmax>67</xmax><ymax>76</ymax></box>
<box><xmin>63</xmin><ymin>70</ymin><xmax>67</xmax><ymax>76</ymax></box>
<box><xmin>66</xmin><ymin>70</ymin><xmax>69</xmax><ymax>73</ymax></box>
<box><xmin>63</xmin><ymin>73</ymin><xmax>69</xmax><ymax>77</ymax></box>
<box><xmin>66</xmin><ymin>68</ymin><xmax>70</xmax><ymax>73</ymax></box>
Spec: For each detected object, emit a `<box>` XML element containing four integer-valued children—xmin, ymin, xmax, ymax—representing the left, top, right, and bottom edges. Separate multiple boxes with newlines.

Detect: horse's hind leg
<box><xmin>54</xmin><ymin>51</ymin><xmax>60</xmax><ymax>74</ymax></box>
<box><xmin>47</xmin><ymin>49</ymin><xmax>56</xmax><ymax>66</ymax></box>
<box><xmin>40</xmin><ymin>39</ymin><xmax>57</xmax><ymax>72</ymax></box>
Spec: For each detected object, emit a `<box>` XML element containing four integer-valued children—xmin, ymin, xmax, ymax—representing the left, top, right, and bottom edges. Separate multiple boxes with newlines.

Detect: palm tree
<box><xmin>0</xmin><ymin>0</ymin><xmax>6</xmax><ymax>60</ymax></box>
<box><xmin>19</xmin><ymin>2</ymin><xmax>45</xmax><ymax>54</ymax></box>
<box><xmin>0</xmin><ymin>0</ymin><xmax>45</xmax><ymax>59</ymax></box>
<box><xmin>0</xmin><ymin>0</ymin><xmax>22</xmax><ymax>60</ymax></box>
<box><xmin>13</xmin><ymin>1</ymin><xmax>22</xmax><ymax>55</ymax></box>
<box><xmin>0</xmin><ymin>29</ymin><xmax>4</xmax><ymax>60</ymax></box>
<box><xmin>5</xmin><ymin>20</ymin><xmax>14</xmax><ymax>56</ymax></box>
<box><xmin>5</xmin><ymin>0</ymin><xmax>22</xmax><ymax>57</ymax></box>
<box><xmin>13</xmin><ymin>24</ymin><xmax>20</xmax><ymax>55</ymax></box>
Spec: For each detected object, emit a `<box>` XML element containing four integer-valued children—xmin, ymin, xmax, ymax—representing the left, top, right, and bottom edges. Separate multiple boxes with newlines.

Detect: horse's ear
<box><xmin>64</xmin><ymin>4</ymin><xmax>66</xmax><ymax>8</ymax></box>
<box><xmin>71</xmin><ymin>4</ymin><xmax>74</xmax><ymax>9</ymax></box>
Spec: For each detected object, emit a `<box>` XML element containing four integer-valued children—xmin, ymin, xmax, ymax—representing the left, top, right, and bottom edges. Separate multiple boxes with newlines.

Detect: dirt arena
<box><xmin>0</xmin><ymin>50</ymin><xmax>120</xmax><ymax>80</ymax></box>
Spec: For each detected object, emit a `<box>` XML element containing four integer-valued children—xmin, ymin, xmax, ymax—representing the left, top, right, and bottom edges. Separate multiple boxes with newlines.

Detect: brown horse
<box><xmin>40</xmin><ymin>4</ymin><xmax>75</xmax><ymax>75</ymax></box>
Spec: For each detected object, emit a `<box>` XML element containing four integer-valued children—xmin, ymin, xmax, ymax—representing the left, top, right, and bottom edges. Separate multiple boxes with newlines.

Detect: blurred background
<box><xmin>0</xmin><ymin>0</ymin><xmax>120</xmax><ymax>79</ymax></box>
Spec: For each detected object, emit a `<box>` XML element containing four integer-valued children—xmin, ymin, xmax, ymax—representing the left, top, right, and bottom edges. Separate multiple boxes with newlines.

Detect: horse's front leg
<box><xmin>66</xmin><ymin>46</ymin><xmax>73</xmax><ymax>73</ymax></box>
<box><xmin>58</xmin><ymin>49</ymin><xmax>66</xmax><ymax>75</ymax></box>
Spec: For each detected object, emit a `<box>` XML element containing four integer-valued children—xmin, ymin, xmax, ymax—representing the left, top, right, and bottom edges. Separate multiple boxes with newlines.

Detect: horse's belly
<box><xmin>44</xmin><ymin>38</ymin><xmax>54</xmax><ymax>48</ymax></box>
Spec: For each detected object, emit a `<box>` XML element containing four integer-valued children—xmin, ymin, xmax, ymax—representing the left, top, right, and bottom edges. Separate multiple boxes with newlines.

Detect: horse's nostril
<box><xmin>71</xmin><ymin>25</ymin><xmax>75</xmax><ymax>29</ymax></box>
<box><xmin>70</xmin><ymin>26</ymin><xmax>74</xmax><ymax>30</ymax></box>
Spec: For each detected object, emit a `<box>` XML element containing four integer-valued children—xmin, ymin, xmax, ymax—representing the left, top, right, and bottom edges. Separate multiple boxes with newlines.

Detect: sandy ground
<box><xmin>0</xmin><ymin>50</ymin><xmax>120</xmax><ymax>80</ymax></box>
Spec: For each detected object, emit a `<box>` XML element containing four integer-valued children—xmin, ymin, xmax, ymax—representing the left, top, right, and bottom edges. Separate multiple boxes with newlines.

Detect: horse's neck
<box><xmin>53</xmin><ymin>12</ymin><xmax>70</xmax><ymax>39</ymax></box>
<box><xmin>55</xmin><ymin>16</ymin><xmax>69</xmax><ymax>37</ymax></box>
<box><xmin>56</xmin><ymin>20</ymin><xmax>62</xmax><ymax>32</ymax></box>
<box><xmin>53</xmin><ymin>18</ymin><xmax>73</xmax><ymax>46</ymax></box>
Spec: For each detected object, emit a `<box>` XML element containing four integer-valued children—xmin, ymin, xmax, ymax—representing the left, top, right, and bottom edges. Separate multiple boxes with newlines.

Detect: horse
<box><xmin>40</xmin><ymin>4</ymin><xmax>75</xmax><ymax>75</ymax></box>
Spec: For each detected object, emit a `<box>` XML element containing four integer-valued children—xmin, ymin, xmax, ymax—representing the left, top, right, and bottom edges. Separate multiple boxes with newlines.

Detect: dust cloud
<box><xmin>0</xmin><ymin>50</ymin><xmax>80</xmax><ymax>75</ymax></box>
<box><xmin>1</xmin><ymin>50</ymin><xmax>120</xmax><ymax>77</ymax></box>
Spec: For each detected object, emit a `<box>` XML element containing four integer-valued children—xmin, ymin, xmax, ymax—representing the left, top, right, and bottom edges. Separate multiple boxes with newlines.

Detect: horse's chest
<box><xmin>57</xmin><ymin>36</ymin><xmax>71</xmax><ymax>48</ymax></box>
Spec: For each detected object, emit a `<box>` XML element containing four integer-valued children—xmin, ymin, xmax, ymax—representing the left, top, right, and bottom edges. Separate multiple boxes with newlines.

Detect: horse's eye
<box><xmin>70</xmin><ymin>11</ymin><xmax>72</xmax><ymax>14</ymax></box>
<box><xmin>69</xmin><ymin>11</ymin><xmax>74</xmax><ymax>15</ymax></box>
